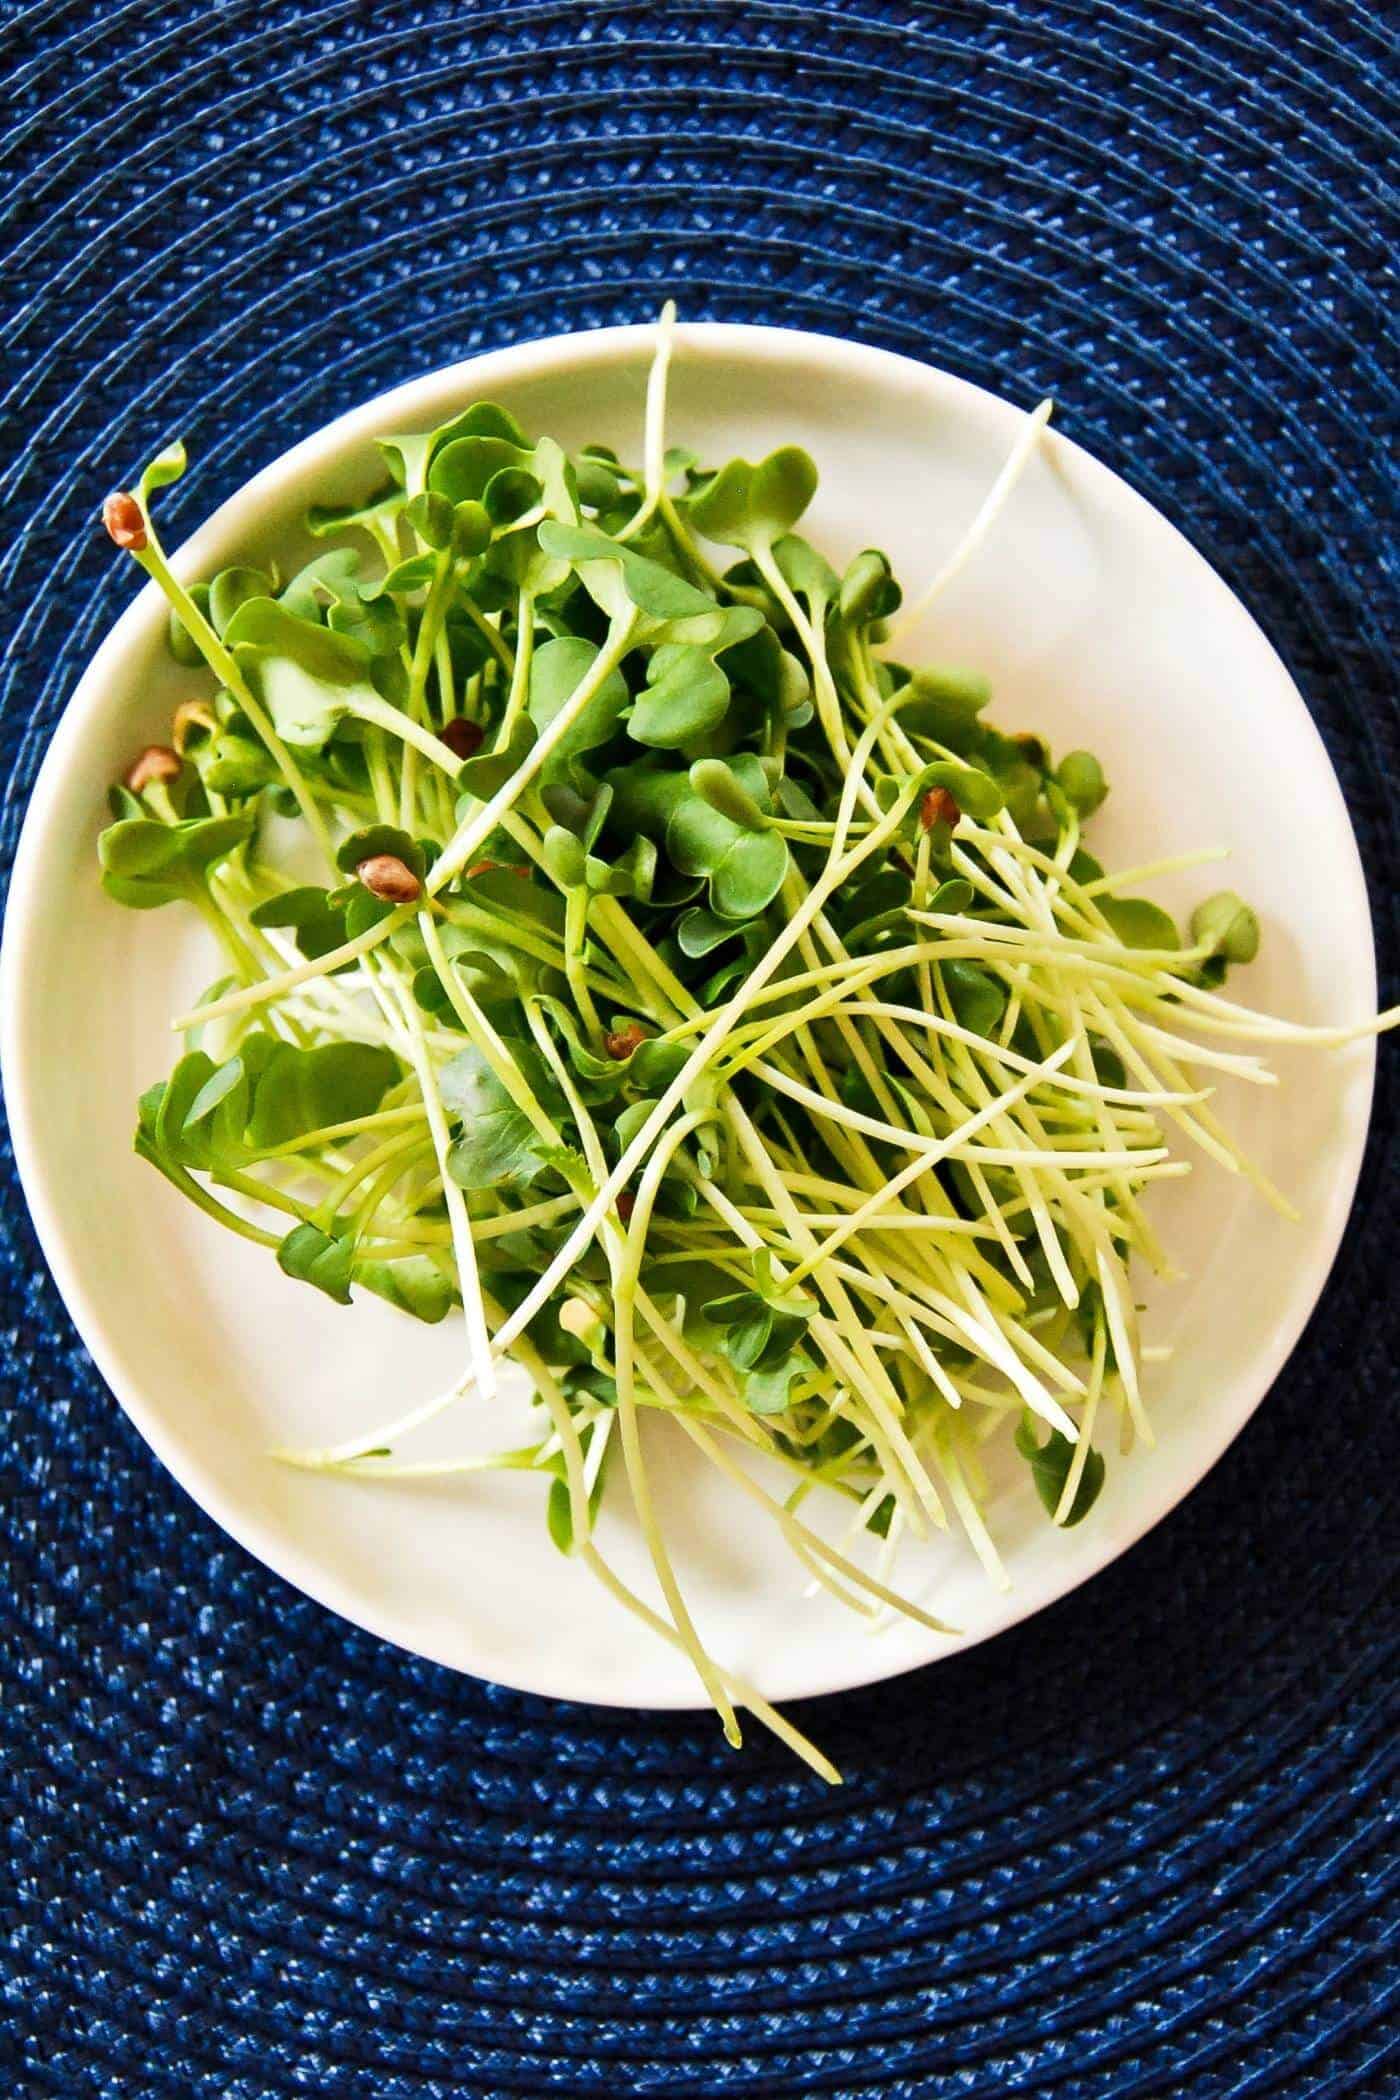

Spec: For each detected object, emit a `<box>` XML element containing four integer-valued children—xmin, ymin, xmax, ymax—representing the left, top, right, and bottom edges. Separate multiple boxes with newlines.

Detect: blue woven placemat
<box><xmin>2</xmin><ymin>4</ymin><xmax>1397</xmax><ymax>2094</ymax></box>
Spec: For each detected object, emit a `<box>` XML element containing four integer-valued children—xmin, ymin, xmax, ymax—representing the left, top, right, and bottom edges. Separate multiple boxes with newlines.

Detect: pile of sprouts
<box><xmin>99</xmin><ymin>311</ymin><xmax>1394</xmax><ymax>1777</ymax></box>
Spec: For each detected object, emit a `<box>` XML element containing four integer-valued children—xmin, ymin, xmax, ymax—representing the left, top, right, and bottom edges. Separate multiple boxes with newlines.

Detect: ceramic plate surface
<box><xmin>0</xmin><ymin>323</ymin><xmax>1378</xmax><ymax>1707</ymax></box>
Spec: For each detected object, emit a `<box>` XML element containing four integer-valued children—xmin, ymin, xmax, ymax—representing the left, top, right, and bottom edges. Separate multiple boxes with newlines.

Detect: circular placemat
<box><xmin>2</xmin><ymin>4</ymin><xmax>1397</xmax><ymax>2094</ymax></box>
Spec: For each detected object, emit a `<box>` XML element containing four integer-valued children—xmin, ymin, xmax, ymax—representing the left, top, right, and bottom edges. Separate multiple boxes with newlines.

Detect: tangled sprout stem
<box><xmin>100</xmin><ymin>315</ymin><xmax>1397</xmax><ymax>1780</ymax></box>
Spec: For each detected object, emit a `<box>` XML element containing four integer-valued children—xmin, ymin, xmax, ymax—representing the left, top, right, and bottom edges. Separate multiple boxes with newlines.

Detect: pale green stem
<box><xmin>429</xmin><ymin>612</ymin><xmax>638</xmax><ymax>894</ymax></box>
<box><xmin>133</xmin><ymin>534</ymin><xmax>335</xmax><ymax>865</ymax></box>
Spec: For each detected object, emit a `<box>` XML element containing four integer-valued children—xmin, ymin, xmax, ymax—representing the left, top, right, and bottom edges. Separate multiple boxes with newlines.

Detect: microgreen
<box><xmin>1191</xmin><ymin>890</ymin><xmax>1260</xmax><ymax>963</ymax></box>
<box><xmin>527</xmin><ymin>637</ymin><xmax>630</xmax><ymax>785</ymax></box>
<box><xmin>99</xmin><ymin>812</ymin><xmax>254</xmax><ymax>909</ymax></box>
<box><xmin>441</xmin><ymin>1042</ymin><xmax>561</xmax><ymax>1190</ymax></box>
<box><xmin>686</xmin><ymin>445</ymin><xmax>818</xmax><ymax>553</ymax></box>
<box><xmin>99</xmin><ymin>313</ymin><xmax>1396</xmax><ymax>1784</ymax></box>
<box><xmin>1014</xmin><ymin>1414</ymin><xmax>1106</xmax><ymax>1526</ymax></box>
<box><xmin>666</xmin><ymin>755</ymin><xmax>790</xmax><ymax>920</ymax></box>
<box><xmin>278</xmin><ymin>1223</ymin><xmax>357</xmax><ymax>1304</ymax></box>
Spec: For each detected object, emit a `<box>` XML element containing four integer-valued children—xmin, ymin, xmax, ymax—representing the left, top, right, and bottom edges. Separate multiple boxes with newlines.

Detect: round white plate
<box><xmin>0</xmin><ymin>324</ymin><xmax>1379</xmax><ymax>1711</ymax></box>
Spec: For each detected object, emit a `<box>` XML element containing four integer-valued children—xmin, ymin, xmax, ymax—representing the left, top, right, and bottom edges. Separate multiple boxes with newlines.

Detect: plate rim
<box><xmin>0</xmin><ymin>319</ymin><xmax>1379</xmax><ymax>1708</ymax></box>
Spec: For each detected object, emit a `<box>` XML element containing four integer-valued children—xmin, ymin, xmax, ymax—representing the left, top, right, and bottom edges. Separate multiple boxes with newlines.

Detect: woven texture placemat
<box><xmin>2</xmin><ymin>4</ymin><xmax>1397</xmax><ymax>2094</ymax></box>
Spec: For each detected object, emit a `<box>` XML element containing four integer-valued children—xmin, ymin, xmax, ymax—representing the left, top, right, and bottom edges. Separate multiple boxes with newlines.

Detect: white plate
<box><xmin>0</xmin><ymin>323</ymin><xmax>1379</xmax><ymax>1712</ymax></box>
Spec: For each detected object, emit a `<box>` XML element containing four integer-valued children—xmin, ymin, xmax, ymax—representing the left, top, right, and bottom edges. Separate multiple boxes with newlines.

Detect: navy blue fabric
<box><xmin>1</xmin><ymin>3</ymin><xmax>1397</xmax><ymax>2094</ymax></box>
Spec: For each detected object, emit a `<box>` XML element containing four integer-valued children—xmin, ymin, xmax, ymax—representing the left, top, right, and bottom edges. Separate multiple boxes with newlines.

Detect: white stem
<box><xmin>886</xmin><ymin>398</ymin><xmax>1054</xmax><ymax>645</ymax></box>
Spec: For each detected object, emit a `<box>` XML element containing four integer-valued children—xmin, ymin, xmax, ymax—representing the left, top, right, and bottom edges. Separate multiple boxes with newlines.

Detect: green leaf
<box><xmin>261</xmin><ymin>548</ymin><xmax>404</xmax><ymax>665</ymax></box>
<box><xmin>250</xmin><ymin>886</ymin><xmax>349</xmax><ymax>961</ymax></box>
<box><xmin>629</xmin><ymin>643</ymin><xmax>730</xmax><ymax>749</ymax></box>
<box><xmin>279</xmin><ymin>548</ymin><xmax>365</xmax><ymax>623</ymax></box>
<box><xmin>626</xmin><ymin>1039</ymin><xmax>689</xmax><ymax>1094</ymax></box>
<box><xmin>531</xmin><ymin>997</ymin><xmax>622</xmax><ymax>1089</ymax></box>
<box><xmin>541</xmin><ymin>825</ymin><xmax>589</xmax><ymax>890</ymax></box>
<box><xmin>343</xmin><ymin>888</ymin><xmax>396</xmax><ymax>939</ymax></box>
<box><xmin>478</xmin><ymin>467</ymin><xmax>539</xmax><ymax>527</ymax></box>
<box><xmin>196</xmin><ymin>732</ymin><xmax>277</xmax><ymax>796</ymax></box>
<box><xmin>328</xmin><ymin>593</ymin><xmax>407</xmax><ymax>663</ymax></box>
<box><xmin>688</xmin><ymin>755</ymin><xmax>771</xmax><ymax>831</ymax></box>
<box><xmin>575</xmin><ymin>454</ymin><xmax>623</xmax><ymax>509</ymax></box>
<box><xmin>98</xmin><ymin>813</ymin><xmax>254</xmax><ymax>908</ymax></box>
<box><xmin>356</xmin><ymin>1254</ymin><xmax>455</xmax><ymax>1323</ymax></box>
<box><xmin>307</xmin><ymin>481</ymin><xmax>405</xmax><ymax>539</ymax></box>
<box><xmin>1191</xmin><ymin>889</ymin><xmax>1259</xmax><ymax>964</ymax></box>
<box><xmin>459</xmin><ymin>865</ymin><xmax>564</xmax><ymax>933</ymax></box>
<box><xmin>835</xmin><ymin>866</ymin><xmax>911</xmax><ymax>941</ymax></box>
<box><xmin>703</xmin><ymin>1250</ymin><xmax>814</xmax><ymax>1380</ymax></box>
<box><xmin>544</xmin><ymin>819</ymin><xmax>656</xmax><ymax>901</ymax></box>
<box><xmin>1014</xmin><ymin>1414</ymin><xmax>1106</xmax><ymax>1526</ymax></box>
<box><xmin>686</xmin><ymin>447</ymin><xmax>818</xmax><ymax>550</ymax></box>
<box><xmin>546</xmin><ymin>1423</ymin><xmax>611</xmax><ymax>1555</ymax></box>
<box><xmin>918</xmin><ymin>760</ymin><xmax>1005</xmax><ymax>822</ymax></box>
<box><xmin>1055</xmin><ymin>750</ymin><xmax>1108</xmax><ymax>817</ymax></box>
<box><xmin>837</xmin><ymin>548</ymin><xmax>901</xmax><ymax>626</ymax></box>
<box><xmin>546</xmin><ymin>1475</ymin><xmax>575</xmax><ymax>1555</ymax></box>
<box><xmin>403</xmin><ymin>492</ymin><xmax>454</xmax><ymax>550</ymax></box>
<box><xmin>484</xmin><ymin>520</ymin><xmax>571</xmax><ymax>594</ymax></box>
<box><xmin>941</xmin><ymin>959</ymin><xmax>1007</xmax><ymax>1037</ymax></box>
<box><xmin>278</xmin><ymin>1223</ymin><xmax>355</xmax><ymax>1305</ymax></box>
<box><xmin>522</xmin><ymin>435</ymin><xmax>579</xmax><ymax>525</ymax></box>
<box><xmin>163</xmin><ymin>1034</ymin><xmax>395</xmax><ymax>1170</ymax></box>
<box><xmin>723</xmin><ymin>624</ymin><xmax>812</xmax><ymax>727</ymax></box>
<box><xmin>536</xmin><ymin>520</ymin><xmax>717</xmax><ymax>623</ymax></box>
<box><xmin>541</xmin><ymin>780</ymin><xmax>613</xmax><ymax>851</ymax></box>
<box><xmin>894</xmin><ymin>667</ymin><xmax>993</xmax><ymax>752</ymax></box>
<box><xmin>455</xmin><ymin>718</ymin><xmax>537</xmax><ymax>800</ymax></box>
<box><xmin>677</xmin><ymin>907</ymin><xmax>739</xmax><ymax>959</ymax></box>
<box><xmin>865</xmin><ymin>1494</ymin><xmax>897</xmax><ymax>1539</ymax></box>
<box><xmin>429</xmin><ymin>425</ymin><xmax>574</xmax><ymax>533</ymax></box>
<box><xmin>773</xmin><ymin>533</ymin><xmax>839</xmax><ymax>607</ymax></box>
<box><xmin>586</xmin><ymin>834</ymin><xmax>656</xmax><ymax>901</ymax></box>
<box><xmin>136</xmin><ymin>1077</ymin><xmax>168</xmax><ymax>1148</ymax></box>
<box><xmin>159</xmin><ymin>1034</ymin><xmax>395</xmax><ymax>1170</ymax></box>
<box><xmin>107</xmin><ymin>784</ymin><xmax>146</xmax><ymax>822</ymax></box>
<box><xmin>401</xmin><ymin>489</ymin><xmax>494</xmax><ymax>560</ymax></box>
<box><xmin>603</xmin><ymin>764</ymin><xmax>692</xmax><ymax>840</ymax></box>
<box><xmin>713</xmin><ymin>1303</ymin><xmax>776</xmax><ymax>1371</ymax></box>
<box><xmin>458</xmin><ymin>497</ymin><xmax>498</xmax><ymax>558</ymax></box>
<box><xmin>137</xmin><ymin>439</ymin><xmax>187</xmax><ymax>505</ymax></box>
<box><xmin>411</xmin><ymin>924</ymin><xmax>522</xmax><ymax>1013</ymax></box>
<box><xmin>181</xmin><ymin>1051</ymin><xmax>251</xmax><ymax>1133</ymax></box>
<box><xmin>748</xmin><ymin>1246</ymin><xmax>816</xmax><ymax>1318</ymax></box>
<box><xmin>244</xmin><ymin>1041</ymin><xmax>398</xmax><ymax>1150</ymax></box>
<box><xmin>1099</xmin><ymin>896</ymin><xmax>1180</xmax><ymax>951</ymax></box>
<box><xmin>740</xmin><ymin>1354</ymin><xmax>807</xmax><ymax>1415</ymax></box>
<box><xmin>369</xmin><ymin>435</ymin><xmax>427</xmax><ymax>500</ymax></box>
<box><xmin>427</xmin><ymin>402</ymin><xmax>531</xmax><ymax>454</ymax></box>
<box><xmin>527</xmin><ymin>635</ymin><xmax>630</xmax><ymax>785</ymax></box>
<box><xmin>334</xmin><ymin>824</ymin><xmax>427</xmax><ymax>881</ymax></box>
<box><xmin>673</xmin><ymin>822</ymin><xmax>787</xmax><ymax>923</ymax></box>
<box><xmin>666</xmin><ymin>755</ymin><xmax>789</xmax><ymax>921</ymax></box>
<box><xmin>369</xmin><ymin>551</ymin><xmax>440</xmax><ymax>596</ymax></box>
<box><xmin>153</xmin><ymin>1050</ymin><xmax>219</xmax><ymax>1164</ymax></box>
<box><xmin>429</xmin><ymin>434</ymin><xmax>533</xmax><ymax>506</ymax></box>
<box><xmin>441</xmin><ymin>1043</ymin><xmax>557</xmax><ymax>1190</ymax></box>
<box><xmin>210</xmin><ymin>566</ymin><xmax>276</xmax><ymax>637</ymax></box>
<box><xmin>225</xmin><ymin>597</ymin><xmax>381</xmax><ymax>751</ymax></box>
<box><xmin>167</xmin><ymin>583</ymin><xmax>212</xmax><ymax>666</ymax></box>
